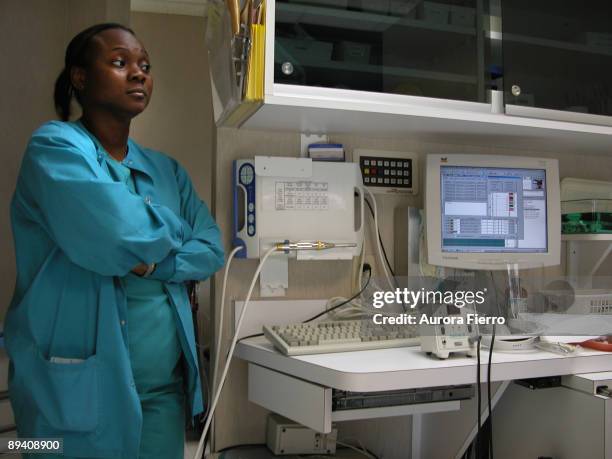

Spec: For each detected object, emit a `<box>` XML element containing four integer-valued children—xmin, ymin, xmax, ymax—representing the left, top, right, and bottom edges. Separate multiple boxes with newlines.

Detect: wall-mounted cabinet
<box><xmin>501</xmin><ymin>0</ymin><xmax>612</xmax><ymax>126</ymax></box>
<box><xmin>206</xmin><ymin>0</ymin><xmax>612</xmax><ymax>155</ymax></box>
<box><xmin>274</xmin><ymin>0</ymin><xmax>488</xmax><ymax>104</ymax></box>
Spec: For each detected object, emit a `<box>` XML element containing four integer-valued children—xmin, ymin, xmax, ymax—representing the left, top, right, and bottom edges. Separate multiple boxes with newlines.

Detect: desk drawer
<box><xmin>248</xmin><ymin>364</ymin><xmax>333</xmax><ymax>433</ymax></box>
<box><xmin>248</xmin><ymin>364</ymin><xmax>461</xmax><ymax>434</ymax></box>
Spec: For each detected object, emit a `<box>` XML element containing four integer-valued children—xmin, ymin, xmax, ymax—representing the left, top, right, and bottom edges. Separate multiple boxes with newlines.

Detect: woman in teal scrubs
<box><xmin>5</xmin><ymin>23</ymin><xmax>224</xmax><ymax>458</ymax></box>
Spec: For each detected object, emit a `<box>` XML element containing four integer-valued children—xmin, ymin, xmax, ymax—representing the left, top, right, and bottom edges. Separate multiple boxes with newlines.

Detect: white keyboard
<box><xmin>263</xmin><ymin>320</ymin><xmax>420</xmax><ymax>356</ymax></box>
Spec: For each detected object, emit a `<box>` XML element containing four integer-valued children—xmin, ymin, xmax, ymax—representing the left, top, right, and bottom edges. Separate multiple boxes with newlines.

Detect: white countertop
<box><xmin>236</xmin><ymin>336</ymin><xmax>612</xmax><ymax>392</ymax></box>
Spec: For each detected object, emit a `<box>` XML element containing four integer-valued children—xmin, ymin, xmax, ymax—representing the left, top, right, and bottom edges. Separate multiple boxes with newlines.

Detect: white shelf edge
<box><xmin>266</xmin><ymin>84</ymin><xmax>612</xmax><ymax>136</ymax></box>
<box><xmin>562</xmin><ymin>234</ymin><xmax>612</xmax><ymax>241</ymax></box>
<box><xmin>224</xmin><ymin>85</ymin><xmax>612</xmax><ymax>155</ymax></box>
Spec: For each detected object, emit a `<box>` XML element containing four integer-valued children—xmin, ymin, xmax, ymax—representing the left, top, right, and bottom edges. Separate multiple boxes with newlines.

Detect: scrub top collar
<box><xmin>73</xmin><ymin>119</ymin><xmax>151</xmax><ymax>178</ymax></box>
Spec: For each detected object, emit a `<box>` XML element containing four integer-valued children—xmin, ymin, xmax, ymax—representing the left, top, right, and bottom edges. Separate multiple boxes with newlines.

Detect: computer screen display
<box><xmin>440</xmin><ymin>166</ymin><xmax>547</xmax><ymax>253</ymax></box>
<box><xmin>426</xmin><ymin>155</ymin><xmax>560</xmax><ymax>270</ymax></box>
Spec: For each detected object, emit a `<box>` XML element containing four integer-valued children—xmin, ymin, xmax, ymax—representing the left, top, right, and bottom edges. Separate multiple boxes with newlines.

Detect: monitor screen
<box><xmin>440</xmin><ymin>166</ymin><xmax>547</xmax><ymax>253</ymax></box>
<box><xmin>425</xmin><ymin>155</ymin><xmax>560</xmax><ymax>270</ymax></box>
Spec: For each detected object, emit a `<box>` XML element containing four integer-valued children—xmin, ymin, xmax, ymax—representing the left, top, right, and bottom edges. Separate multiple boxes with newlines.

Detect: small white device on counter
<box><xmin>481</xmin><ymin>334</ymin><xmax>538</xmax><ymax>352</ymax></box>
<box><xmin>420</xmin><ymin>304</ymin><xmax>479</xmax><ymax>359</ymax></box>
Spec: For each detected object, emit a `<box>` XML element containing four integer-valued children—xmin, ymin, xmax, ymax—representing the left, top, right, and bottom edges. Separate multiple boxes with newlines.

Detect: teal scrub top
<box><xmin>5</xmin><ymin>120</ymin><xmax>225</xmax><ymax>458</ymax></box>
<box><xmin>104</xmin><ymin>153</ymin><xmax>182</xmax><ymax>395</ymax></box>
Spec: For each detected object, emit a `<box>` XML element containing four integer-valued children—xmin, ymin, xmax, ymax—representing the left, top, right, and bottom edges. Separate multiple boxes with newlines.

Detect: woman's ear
<box><xmin>70</xmin><ymin>66</ymin><xmax>86</xmax><ymax>92</ymax></box>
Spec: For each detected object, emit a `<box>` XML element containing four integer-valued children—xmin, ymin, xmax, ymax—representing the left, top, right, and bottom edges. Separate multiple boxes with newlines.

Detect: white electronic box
<box><xmin>233</xmin><ymin>156</ymin><xmax>364</xmax><ymax>261</ymax></box>
<box><xmin>420</xmin><ymin>304</ymin><xmax>480</xmax><ymax>359</ymax></box>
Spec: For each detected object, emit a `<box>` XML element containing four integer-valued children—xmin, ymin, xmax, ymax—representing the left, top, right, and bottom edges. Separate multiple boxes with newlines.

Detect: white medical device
<box><xmin>233</xmin><ymin>156</ymin><xmax>364</xmax><ymax>295</ymax></box>
<box><xmin>425</xmin><ymin>154</ymin><xmax>561</xmax><ymax>270</ymax></box>
<box><xmin>420</xmin><ymin>304</ymin><xmax>480</xmax><ymax>359</ymax></box>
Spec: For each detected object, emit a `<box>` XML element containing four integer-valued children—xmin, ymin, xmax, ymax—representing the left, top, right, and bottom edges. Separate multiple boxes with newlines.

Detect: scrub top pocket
<box><xmin>30</xmin><ymin>351</ymin><xmax>99</xmax><ymax>432</ymax></box>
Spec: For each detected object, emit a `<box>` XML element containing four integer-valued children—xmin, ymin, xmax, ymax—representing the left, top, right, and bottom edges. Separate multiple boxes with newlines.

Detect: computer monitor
<box><xmin>426</xmin><ymin>154</ymin><xmax>560</xmax><ymax>270</ymax></box>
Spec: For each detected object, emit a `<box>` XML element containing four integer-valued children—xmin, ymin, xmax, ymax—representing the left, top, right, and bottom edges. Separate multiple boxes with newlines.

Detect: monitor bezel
<box><xmin>426</xmin><ymin>154</ymin><xmax>561</xmax><ymax>270</ymax></box>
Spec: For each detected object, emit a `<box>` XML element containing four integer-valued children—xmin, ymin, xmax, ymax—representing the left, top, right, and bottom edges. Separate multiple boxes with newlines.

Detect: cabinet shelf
<box><xmin>277</xmin><ymin>2</ymin><xmax>477</xmax><ymax>35</ymax></box>
<box><xmin>492</xmin><ymin>32</ymin><xmax>612</xmax><ymax>58</ymax></box>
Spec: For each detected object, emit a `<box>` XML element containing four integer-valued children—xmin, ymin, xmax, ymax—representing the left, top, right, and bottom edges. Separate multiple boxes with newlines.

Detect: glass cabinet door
<box><xmin>502</xmin><ymin>0</ymin><xmax>612</xmax><ymax>117</ymax></box>
<box><xmin>274</xmin><ymin>0</ymin><xmax>493</xmax><ymax>103</ymax></box>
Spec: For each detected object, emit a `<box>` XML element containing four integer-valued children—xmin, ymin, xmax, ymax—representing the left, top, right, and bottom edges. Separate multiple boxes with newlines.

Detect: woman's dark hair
<box><xmin>54</xmin><ymin>23</ymin><xmax>135</xmax><ymax>121</ymax></box>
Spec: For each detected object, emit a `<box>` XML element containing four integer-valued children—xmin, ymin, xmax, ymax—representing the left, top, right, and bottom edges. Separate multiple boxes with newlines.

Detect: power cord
<box><xmin>303</xmin><ymin>265</ymin><xmax>372</xmax><ymax>323</ymax></box>
<box><xmin>487</xmin><ymin>324</ymin><xmax>496</xmax><ymax>459</ymax></box>
<box><xmin>237</xmin><ymin>265</ymin><xmax>373</xmax><ymax>344</ymax></box>
<box><xmin>476</xmin><ymin>335</ymin><xmax>482</xmax><ymax>459</ymax></box>
<box><xmin>238</xmin><ymin>332</ymin><xmax>264</xmax><ymax>341</ymax></box>
<box><xmin>363</xmin><ymin>194</ymin><xmax>407</xmax><ymax>312</ymax></box>
<box><xmin>194</xmin><ymin>246</ymin><xmax>278</xmax><ymax>459</ymax></box>
<box><xmin>206</xmin><ymin>239</ymin><xmax>369</xmax><ymax>457</ymax></box>
<box><xmin>364</xmin><ymin>198</ymin><xmax>395</xmax><ymax>277</ymax></box>
<box><xmin>337</xmin><ymin>440</ymin><xmax>379</xmax><ymax>459</ymax></box>
<box><xmin>362</xmin><ymin>187</ymin><xmax>395</xmax><ymax>291</ymax></box>
<box><xmin>212</xmin><ymin>246</ymin><xmax>243</xmax><ymax>395</ymax></box>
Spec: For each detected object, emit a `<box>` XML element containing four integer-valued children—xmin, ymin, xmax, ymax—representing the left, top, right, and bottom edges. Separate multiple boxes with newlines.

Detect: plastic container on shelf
<box><xmin>388</xmin><ymin>0</ymin><xmax>418</xmax><ymax>17</ymax></box>
<box><xmin>356</xmin><ymin>0</ymin><xmax>389</xmax><ymax>15</ymax></box>
<box><xmin>418</xmin><ymin>2</ymin><xmax>450</xmax><ymax>25</ymax></box>
<box><xmin>449</xmin><ymin>5</ymin><xmax>476</xmax><ymax>27</ymax></box>
<box><xmin>336</xmin><ymin>41</ymin><xmax>372</xmax><ymax>64</ymax></box>
<box><xmin>562</xmin><ymin>199</ymin><xmax>612</xmax><ymax>234</ymax></box>
<box><xmin>276</xmin><ymin>37</ymin><xmax>334</xmax><ymax>64</ymax></box>
<box><xmin>561</xmin><ymin>178</ymin><xmax>612</xmax><ymax>234</ymax></box>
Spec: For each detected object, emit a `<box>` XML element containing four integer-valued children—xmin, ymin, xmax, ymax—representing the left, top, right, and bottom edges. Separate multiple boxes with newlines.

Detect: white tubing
<box><xmin>212</xmin><ymin>246</ymin><xmax>243</xmax><ymax>394</ymax></box>
<box><xmin>194</xmin><ymin>246</ymin><xmax>278</xmax><ymax>459</ymax></box>
<box><xmin>363</xmin><ymin>187</ymin><xmax>395</xmax><ymax>291</ymax></box>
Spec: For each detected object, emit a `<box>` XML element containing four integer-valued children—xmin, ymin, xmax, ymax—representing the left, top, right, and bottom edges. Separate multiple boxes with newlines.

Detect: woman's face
<box><xmin>73</xmin><ymin>28</ymin><xmax>153</xmax><ymax>119</ymax></box>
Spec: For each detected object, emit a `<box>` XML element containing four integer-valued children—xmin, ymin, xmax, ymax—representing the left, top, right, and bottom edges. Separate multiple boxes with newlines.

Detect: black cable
<box><xmin>476</xmin><ymin>335</ymin><xmax>482</xmax><ymax>459</ymax></box>
<box><xmin>238</xmin><ymin>332</ymin><xmax>264</xmax><ymax>342</ymax></box>
<box><xmin>487</xmin><ymin>323</ymin><xmax>496</xmax><ymax>459</ymax></box>
<box><xmin>217</xmin><ymin>443</ymin><xmax>266</xmax><ymax>453</ymax></box>
<box><xmin>337</xmin><ymin>444</ymin><xmax>381</xmax><ymax>459</ymax></box>
<box><xmin>464</xmin><ymin>443</ymin><xmax>472</xmax><ymax>459</ymax></box>
<box><xmin>302</xmin><ymin>266</ymin><xmax>372</xmax><ymax>323</ymax></box>
<box><xmin>239</xmin><ymin>266</ymin><xmax>371</xmax><ymax>343</ymax></box>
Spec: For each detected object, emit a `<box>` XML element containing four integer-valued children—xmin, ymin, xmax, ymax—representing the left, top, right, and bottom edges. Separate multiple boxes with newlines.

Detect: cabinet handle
<box><xmin>281</xmin><ymin>62</ymin><xmax>294</xmax><ymax>75</ymax></box>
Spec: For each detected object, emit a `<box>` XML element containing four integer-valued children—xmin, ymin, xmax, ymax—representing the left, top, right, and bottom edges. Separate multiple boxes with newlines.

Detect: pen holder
<box><xmin>231</xmin><ymin>28</ymin><xmax>250</xmax><ymax>86</ymax></box>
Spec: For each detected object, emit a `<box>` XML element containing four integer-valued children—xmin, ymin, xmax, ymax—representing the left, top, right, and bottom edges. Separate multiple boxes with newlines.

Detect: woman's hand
<box><xmin>131</xmin><ymin>263</ymin><xmax>148</xmax><ymax>276</ymax></box>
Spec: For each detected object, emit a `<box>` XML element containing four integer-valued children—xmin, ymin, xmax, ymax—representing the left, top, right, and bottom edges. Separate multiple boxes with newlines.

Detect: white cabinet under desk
<box><xmin>236</xmin><ymin>336</ymin><xmax>612</xmax><ymax>433</ymax></box>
